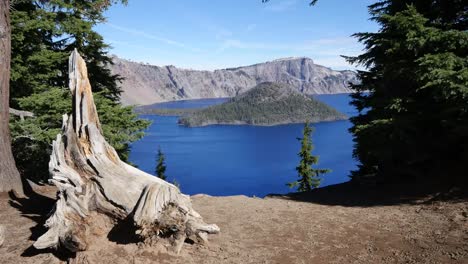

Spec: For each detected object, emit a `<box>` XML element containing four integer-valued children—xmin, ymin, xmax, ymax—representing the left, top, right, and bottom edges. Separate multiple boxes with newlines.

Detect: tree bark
<box><xmin>34</xmin><ymin>50</ymin><xmax>219</xmax><ymax>253</ymax></box>
<box><xmin>0</xmin><ymin>0</ymin><xmax>24</xmax><ymax>196</ymax></box>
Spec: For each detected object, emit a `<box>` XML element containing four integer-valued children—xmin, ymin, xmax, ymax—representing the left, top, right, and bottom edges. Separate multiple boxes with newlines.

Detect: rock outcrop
<box><xmin>110</xmin><ymin>57</ymin><xmax>358</xmax><ymax>105</ymax></box>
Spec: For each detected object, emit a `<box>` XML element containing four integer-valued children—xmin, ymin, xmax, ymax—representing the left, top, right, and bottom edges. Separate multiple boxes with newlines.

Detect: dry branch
<box><xmin>9</xmin><ymin>107</ymin><xmax>34</xmax><ymax>120</ymax></box>
<box><xmin>34</xmin><ymin>49</ymin><xmax>219</xmax><ymax>253</ymax></box>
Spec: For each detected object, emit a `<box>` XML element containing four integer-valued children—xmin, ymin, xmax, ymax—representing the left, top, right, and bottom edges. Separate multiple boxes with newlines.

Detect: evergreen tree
<box><xmin>156</xmin><ymin>147</ymin><xmax>167</xmax><ymax>181</ymax></box>
<box><xmin>9</xmin><ymin>0</ymin><xmax>150</xmax><ymax>181</ymax></box>
<box><xmin>266</xmin><ymin>0</ymin><xmax>467</xmax><ymax>185</ymax></box>
<box><xmin>289</xmin><ymin>122</ymin><xmax>330</xmax><ymax>192</ymax></box>
<box><xmin>347</xmin><ymin>1</ymin><xmax>468</xmax><ymax>183</ymax></box>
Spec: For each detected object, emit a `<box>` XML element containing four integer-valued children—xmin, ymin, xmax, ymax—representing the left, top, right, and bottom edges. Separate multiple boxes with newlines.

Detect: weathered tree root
<box><xmin>0</xmin><ymin>225</ymin><xmax>5</xmax><ymax>247</ymax></box>
<box><xmin>33</xmin><ymin>50</ymin><xmax>219</xmax><ymax>253</ymax></box>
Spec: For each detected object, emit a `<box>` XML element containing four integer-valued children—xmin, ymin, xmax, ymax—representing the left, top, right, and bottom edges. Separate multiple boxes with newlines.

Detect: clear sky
<box><xmin>95</xmin><ymin>0</ymin><xmax>378</xmax><ymax>71</ymax></box>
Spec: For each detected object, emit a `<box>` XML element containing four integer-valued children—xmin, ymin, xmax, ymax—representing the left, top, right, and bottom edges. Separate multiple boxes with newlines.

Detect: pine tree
<box><xmin>269</xmin><ymin>0</ymin><xmax>467</xmax><ymax>185</ymax></box>
<box><xmin>289</xmin><ymin>122</ymin><xmax>330</xmax><ymax>192</ymax></box>
<box><xmin>347</xmin><ymin>1</ymin><xmax>468</xmax><ymax>183</ymax></box>
<box><xmin>156</xmin><ymin>147</ymin><xmax>167</xmax><ymax>181</ymax></box>
<box><xmin>8</xmin><ymin>0</ymin><xmax>150</xmax><ymax>181</ymax></box>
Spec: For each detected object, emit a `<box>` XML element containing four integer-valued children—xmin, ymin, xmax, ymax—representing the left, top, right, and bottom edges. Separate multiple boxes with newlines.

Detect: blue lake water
<box><xmin>129</xmin><ymin>94</ymin><xmax>357</xmax><ymax>197</ymax></box>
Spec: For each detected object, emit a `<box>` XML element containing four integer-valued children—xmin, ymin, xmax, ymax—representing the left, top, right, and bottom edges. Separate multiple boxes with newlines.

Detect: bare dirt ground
<box><xmin>0</xmin><ymin>183</ymin><xmax>467</xmax><ymax>264</ymax></box>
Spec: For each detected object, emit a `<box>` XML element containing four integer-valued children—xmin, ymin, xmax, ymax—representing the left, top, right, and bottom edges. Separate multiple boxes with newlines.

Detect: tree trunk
<box><xmin>34</xmin><ymin>50</ymin><xmax>219</xmax><ymax>253</ymax></box>
<box><xmin>0</xmin><ymin>0</ymin><xmax>24</xmax><ymax>196</ymax></box>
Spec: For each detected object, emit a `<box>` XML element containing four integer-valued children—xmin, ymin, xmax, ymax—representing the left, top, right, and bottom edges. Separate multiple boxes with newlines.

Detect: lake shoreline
<box><xmin>130</xmin><ymin>94</ymin><xmax>357</xmax><ymax>197</ymax></box>
<box><xmin>176</xmin><ymin>116</ymin><xmax>349</xmax><ymax>128</ymax></box>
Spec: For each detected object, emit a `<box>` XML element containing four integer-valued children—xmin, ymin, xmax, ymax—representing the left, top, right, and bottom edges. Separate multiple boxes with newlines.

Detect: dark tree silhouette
<box><xmin>289</xmin><ymin>122</ymin><xmax>330</xmax><ymax>191</ymax></box>
<box><xmin>156</xmin><ymin>146</ymin><xmax>167</xmax><ymax>181</ymax></box>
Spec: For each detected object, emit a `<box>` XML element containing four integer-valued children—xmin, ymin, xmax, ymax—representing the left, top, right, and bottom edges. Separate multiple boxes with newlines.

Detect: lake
<box><xmin>129</xmin><ymin>94</ymin><xmax>357</xmax><ymax>197</ymax></box>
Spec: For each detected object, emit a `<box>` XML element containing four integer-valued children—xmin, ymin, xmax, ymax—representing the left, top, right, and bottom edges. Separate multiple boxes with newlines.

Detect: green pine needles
<box><xmin>154</xmin><ymin>147</ymin><xmax>180</xmax><ymax>188</ymax></box>
<box><xmin>8</xmin><ymin>0</ymin><xmax>150</xmax><ymax>182</ymax></box>
<box><xmin>289</xmin><ymin>122</ymin><xmax>330</xmax><ymax>192</ymax></box>
<box><xmin>347</xmin><ymin>1</ymin><xmax>468</xmax><ymax>183</ymax></box>
<box><xmin>155</xmin><ymin>147</ymin><xmax>167</xmax><ymax>181</ymax></box>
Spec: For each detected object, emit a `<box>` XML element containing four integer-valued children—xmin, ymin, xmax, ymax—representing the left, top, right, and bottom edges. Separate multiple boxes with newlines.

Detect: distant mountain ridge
<box><xmin>110</xmin><ymin>56</ymin><xmax>358</xmax><ymax>105</ymax></box>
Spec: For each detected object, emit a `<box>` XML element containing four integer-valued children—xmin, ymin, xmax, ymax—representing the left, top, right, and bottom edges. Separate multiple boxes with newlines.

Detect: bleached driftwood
<box><xmin>34</xmin><ymin>50</ymin><xmax>219</xmax><ymax>253</ymax></box>
<box><xmin>0</xmin><ymin>225</ymin><xmax>5</xmax><ymax>247</ymax></box>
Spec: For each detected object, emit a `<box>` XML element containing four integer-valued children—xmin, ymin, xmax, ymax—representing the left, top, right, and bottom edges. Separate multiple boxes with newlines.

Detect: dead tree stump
<box><xmin>34</xmin><ymin>50</ymin><xmax>219</xmax><ymax>253</ymax></box>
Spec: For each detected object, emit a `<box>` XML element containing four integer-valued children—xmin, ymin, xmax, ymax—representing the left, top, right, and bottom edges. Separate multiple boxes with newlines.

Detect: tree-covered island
<box><xmin>177</xmin><ymin>82</ymin><xmax>347</xmax><ymax>127</ymax></box>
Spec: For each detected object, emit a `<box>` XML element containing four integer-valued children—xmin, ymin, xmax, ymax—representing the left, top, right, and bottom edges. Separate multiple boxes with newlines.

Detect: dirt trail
<box><xmin>0</xmin><ymin>184</ymin><xmax>467</xmax><ymax>263</ymax></box>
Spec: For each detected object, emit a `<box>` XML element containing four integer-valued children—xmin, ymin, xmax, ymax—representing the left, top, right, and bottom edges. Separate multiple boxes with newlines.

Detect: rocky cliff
<box><xmin>110</xmin><ymin>56</ymin><xmax>358</xmax><ymax>105</ymax></box>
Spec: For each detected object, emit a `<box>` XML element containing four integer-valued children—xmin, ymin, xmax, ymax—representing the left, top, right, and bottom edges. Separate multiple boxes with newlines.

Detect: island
<box><xmin>178</xmin><ymin>82</ymin><xmax>347</xmax><ymax>127</ymax></box>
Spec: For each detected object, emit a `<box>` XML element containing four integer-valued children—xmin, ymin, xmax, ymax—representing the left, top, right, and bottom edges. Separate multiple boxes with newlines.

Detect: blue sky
<box><xmin>95</xmin><ymin>0</ymin><xmax>378</xmax><ymax>71</ymax></box>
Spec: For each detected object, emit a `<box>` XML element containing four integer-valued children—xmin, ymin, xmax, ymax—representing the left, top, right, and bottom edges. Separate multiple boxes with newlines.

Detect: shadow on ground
<box><xmin>8</xmin><ymin>188</ymin><xmax>75</xmax><ymax>261</ymax></box>
<box><xmin>107</xmin><ymin>216</ymin><xmax>141</xmax><ymax>245</ymax></box>
<box><xmin>267</xmin><ymin>181</ymin><xmax>468</xmax><ymax>207</ymax></box>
